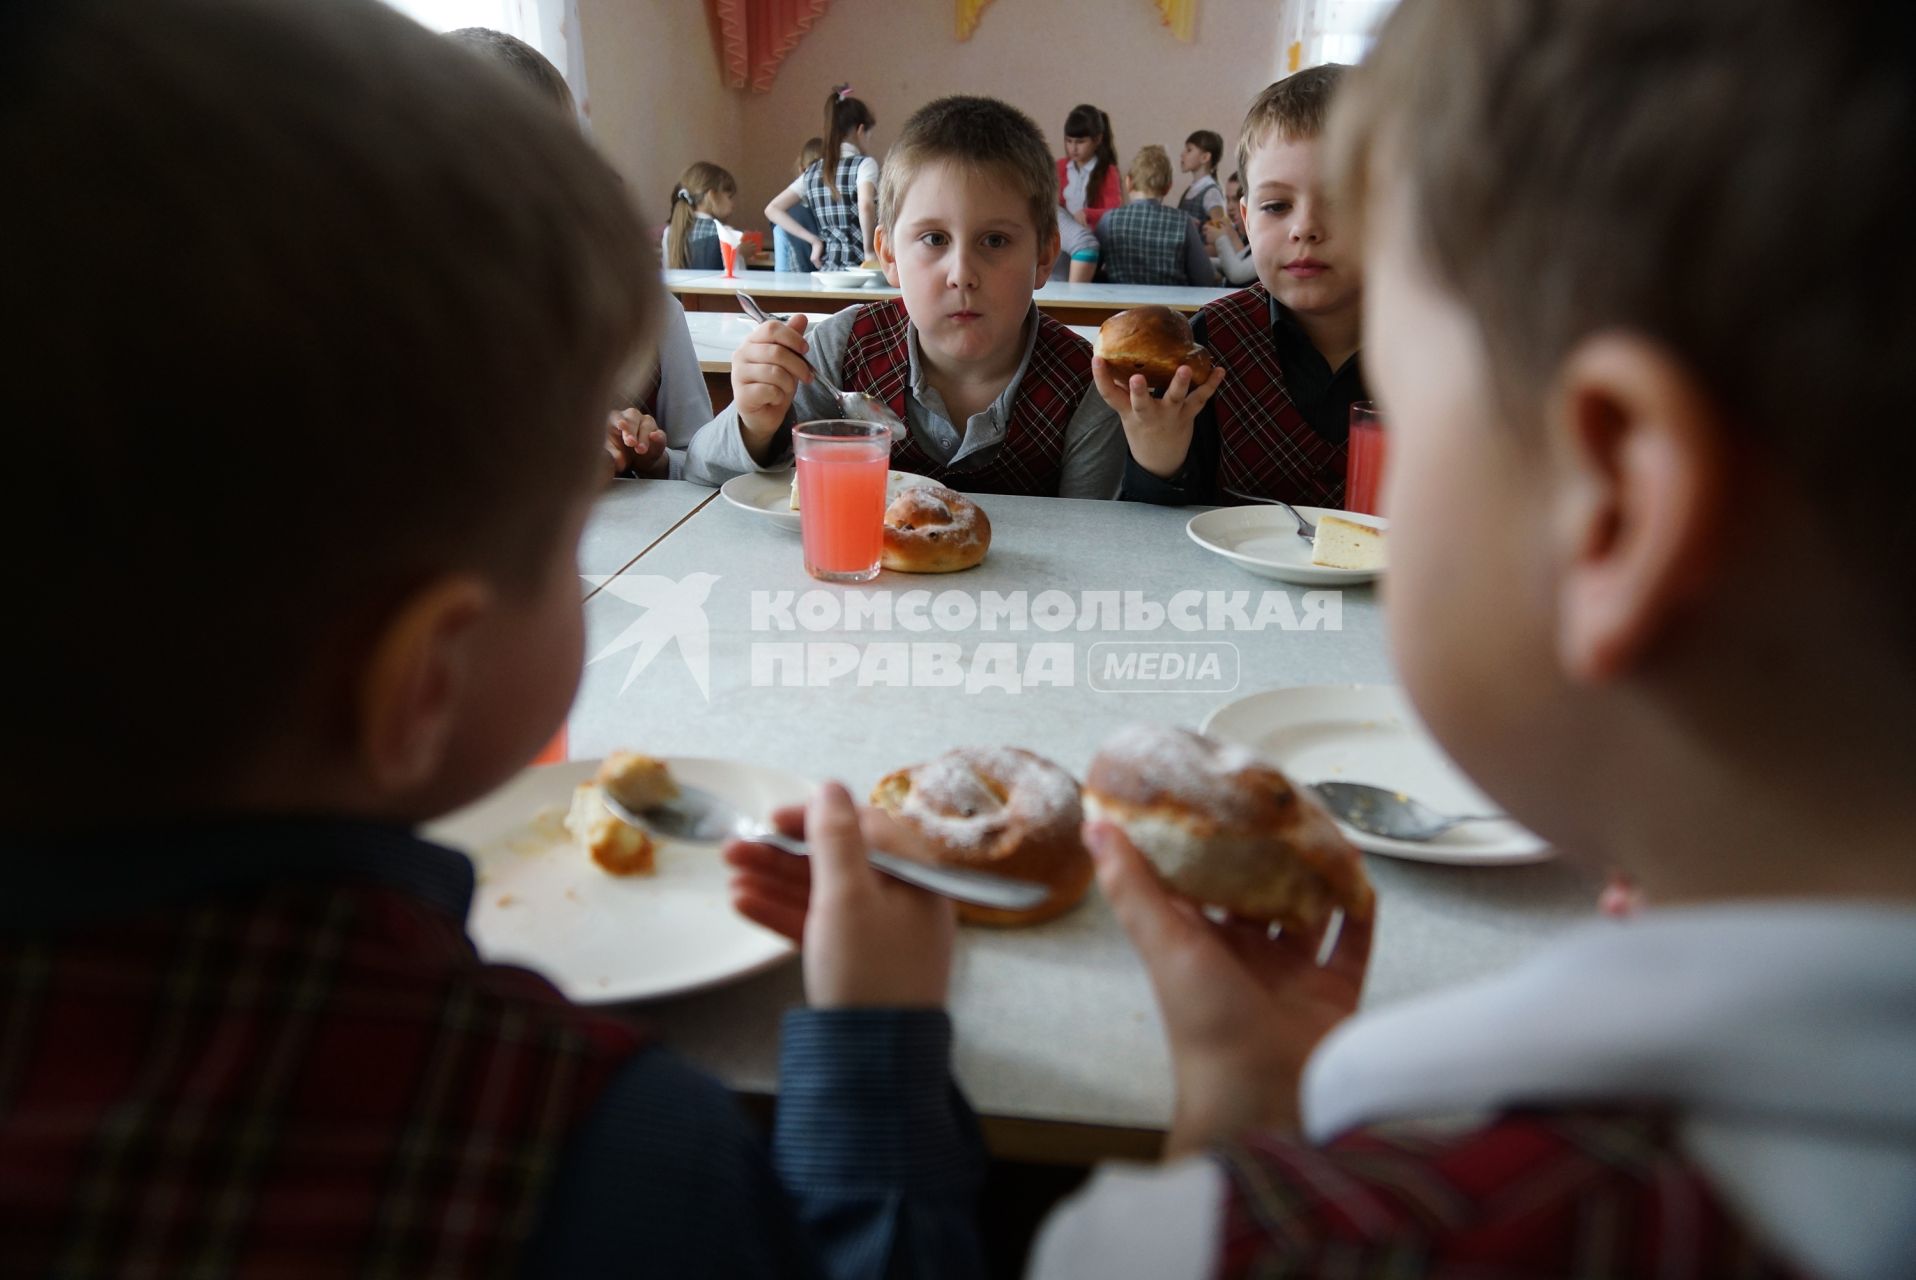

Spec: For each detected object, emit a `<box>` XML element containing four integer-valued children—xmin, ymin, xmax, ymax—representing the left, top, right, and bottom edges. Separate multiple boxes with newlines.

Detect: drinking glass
<box><xmin>1345</xmin><ymin>401</ymin><xmax>1387</xmax><ymax>516</ymax></box>
<box><xmin>793</xmin><ymin>419</ymin><xmax>892</xmax><ymax>582</ymax></box>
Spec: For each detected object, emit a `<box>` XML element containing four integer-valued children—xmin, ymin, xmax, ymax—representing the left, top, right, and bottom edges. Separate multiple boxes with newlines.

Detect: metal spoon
<box><xmin>1221</xmin><ymin>488</ymin><xmax>1316</xmax><ymax>543</ymax></box>
<box><xmin>1307</xmin><ymin>781</ymin><xmax>1508</xmax><ymax>842</ymax></box>
<box><xmin>600</xmin><ymin>783</ymin><xmax>1050</xmax><ymax>913</ymax></box>
<box><xmin>733</xmin><ymin>293</ymin><xmax>908</xmax><ymax>436</ymax></box>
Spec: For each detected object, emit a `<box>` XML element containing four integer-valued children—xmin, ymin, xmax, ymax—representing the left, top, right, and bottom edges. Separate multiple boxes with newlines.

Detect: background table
<box><xmin>667</xmin><ymin>268</ymin><xmax>1232</xmax><ymax>327</ymax></box>
<box><xmin>564</xmin><ymin>484</ymin><xmax>1603</xmax><ymax>1160</ymax></box>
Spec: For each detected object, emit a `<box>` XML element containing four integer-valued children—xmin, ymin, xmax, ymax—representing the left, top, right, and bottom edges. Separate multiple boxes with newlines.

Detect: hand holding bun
<box><xmin>881</xmin><ymin>484</ymin><xmax>991</xmax><ymax>573</ymax></box>
<box><xmin>1084</xmin><ymin>725</ymin><xmax>1373</xmax><ymax>934</ymax></box>
<box><xmin>1094</xmin><ymin>305</ymin><xmax>1216</xmax><ymax>394</ymax></box>
<box><xmin>870</xmin><ymin>747</ymin><xmax>1090</xmax><ymax>926</ymax></box>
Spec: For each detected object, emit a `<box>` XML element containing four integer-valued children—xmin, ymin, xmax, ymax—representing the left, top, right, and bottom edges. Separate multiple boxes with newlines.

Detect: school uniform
<box><xmin>1094</xmin><ymin>195</ymin><xmax>1217</xmax><ymax>287</ymax></box>
<box><xmin>1176</xmin><ymin>173</ymin><xmax>1226</xmax><ymax>226</ymax></box>
<box><xmin>790</xmin><ymin>144</ymin><xmax>878</xmax><ymax>272</ymax></box>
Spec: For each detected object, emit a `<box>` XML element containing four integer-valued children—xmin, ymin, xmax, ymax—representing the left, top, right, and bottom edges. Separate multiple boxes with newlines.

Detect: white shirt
<box><xmin>1031</xmin><ymin>904</ymin><xmax>1916</xmax><ymax>1280</ymax></box>
<box><xmin>1062</xmin><ymin>157</ymin><xmax>1093</xmax><ymax>214</ymax></box>
<box><xmin>782</xmin><ymin>142</ymin><xmax>878</xmax><ymax>199</ymax></box>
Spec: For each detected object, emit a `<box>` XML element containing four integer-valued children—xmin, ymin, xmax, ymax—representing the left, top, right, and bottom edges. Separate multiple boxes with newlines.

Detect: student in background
<box><xmin>1177</xmin><ymin>129</ymin><xmax>1228</xmax><ymax>227</ymax></box>
<box><xmin>1051</xmin><ymin>206</ymin><xmax>1100</xmax><ymax>282</ymax></box>
<box><xmin>662</xmin><ymin>161</ymin><xmax>738</xmax><ymax>271</ymax></box>
<box><xmin>768</xmin><ymin>85</ymin><xmax>879</xmax><ymax>271</ymax></box>
<box><xmin>1058</xmin><ymin>104</ymin><xmax>1121</xmax><ymax>230</ymax></box>
<box><xmin>773</xmin><ymin>136</ymin><xmax>825</xmax><ymax>273</ymax></box>
<box><xmin>1095</xmin><ymin>145</ymin><xmax>1217</xmax><ymax>287</ymax></box>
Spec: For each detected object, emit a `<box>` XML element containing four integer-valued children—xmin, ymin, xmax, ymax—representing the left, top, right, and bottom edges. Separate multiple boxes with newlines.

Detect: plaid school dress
<box><xmin>1098</xmin><ymin>200</ymin><xmax>1202</xmax><ymax>286</ymax></box>
<box><xmin>0</xmin><ymin>867</ymin><xmax>647</xmax><ymax>1278</ymax></box>
<box><xmin>1214</xmin><ymin>1110</ymin><xmax>1807</xmax><ymax>1278</ymax></box>
<box><xmin>1196</xmin><ymin>283</ymin><xmax>1348</xmax><ymax>506</ymax></box>
<box><xmin>1178</xmin><ymin>174</ymin><xmax>1223</xmax><ymax>227</ymax></box>
<box><xmin>839</xmin><ymin>297</ymin><xmax>1089</xmax><ymax>496</ymax></box>
<box><xmin>802</xmin><ymin>152</ymin><xmax>868</xmax><ymax>271</ymax></box>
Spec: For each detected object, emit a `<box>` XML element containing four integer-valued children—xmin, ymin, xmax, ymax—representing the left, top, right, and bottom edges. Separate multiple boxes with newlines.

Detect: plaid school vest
<box><xmin>1098</xmin><ymin>200</ymin><xmax>1199</xmax><ymax>286</ymax></box>
<box><xmin>802</xmin><ymin>153</ymin><xmax>868</xmax><ymax>271</ymax></box>
<box><xmin>1214</xmin><ymin>1110</ymin><xmax>1807</xmax><ymax>1278</ymax></box>
<box><xmin>0</xmin><ymin>881</ymin><xmax>647</xmax><ymax>1278</ymax></box>
<box><xmin>839</xmin><ymin>297</ymin><xmax>1089</xmax><ymax>497</ymax></box>
<box><xmin>1197</xmin><ymin>283</ymin><xmax>1347</xmax><ymax>506</ymax></box>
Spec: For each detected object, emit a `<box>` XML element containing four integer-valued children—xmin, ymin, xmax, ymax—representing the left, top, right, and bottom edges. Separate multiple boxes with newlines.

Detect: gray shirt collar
<box><xmin>902</xmin><ymin>304</ymin><xmax>1042</xmax><ymax>467</ymax></box>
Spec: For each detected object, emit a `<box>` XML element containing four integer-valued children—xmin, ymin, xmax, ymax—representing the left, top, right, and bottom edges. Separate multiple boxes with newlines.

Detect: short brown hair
<box><xmin>1236</xmin><ymin>63</ymin><xmax>1350</xmax><ymax>181</ymax></box>
<box><xmin>878</xmin><ymin>96</ymin><xmax>1058</xmax><ymax>250</ymax></box>
<box><xmin>1327</xmin><ymin>0</ymin><xmax>1916</xmax><ymax>638</ymax></box>
<box><xmin>3</xmin><ymin>0</ymin><xmax>657</xmax><ymax>806</ymax></box>
<box><xmin>445</xmin><ymin>27</ymin><xmax>572</xmax><ymax>114</ymax></box>
<box><xmin>1185</xmin><ymin>129</ymin><xmax>1224</xmax><ymax>173</ymax></box>
<box><xmin>1128</xmin><ymin>145</ymin><xmax>1173</xmax><ymax>198</ymax></box>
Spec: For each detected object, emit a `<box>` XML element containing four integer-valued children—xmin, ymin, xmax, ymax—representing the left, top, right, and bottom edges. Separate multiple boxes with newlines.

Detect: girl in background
<box><xmin>661</xmin><ymin>161</ymin><xmax>738</xmax><ymax>270</ymax></box>
<box><xmin>1059</xmin><ymin>104</ymin><xmax>1120</xmax><ymax>230</ymax></box>
<box><xmin>772</xmin><ymin>137</ymin><xmax>825</xmax><ymax>273</ymax></box>
<box><xmin>767</xmin><ymin>86</ymin><xmax>878</xmax><ymax>271</ymax></box>
<box><xmin>1177</xmin><ymin>129</ymin><xmax>1228</xmax><ymax>227</ymax></box>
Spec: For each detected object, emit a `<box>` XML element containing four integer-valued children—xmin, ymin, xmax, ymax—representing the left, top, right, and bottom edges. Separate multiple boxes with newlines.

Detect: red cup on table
<box><xmin>719</xmin><ymin>238</ymin><xmax>739</xmax><ymax>278</ymax></box>
<box><xmin>794</xmin><ymin>419</ymin><xmax>892</xmax><ymax>583</ymax></box>
<box><xmin>1345</xmin><ymin>400</ymin><xmax>1387</xmax><ymax>516</ymax></box>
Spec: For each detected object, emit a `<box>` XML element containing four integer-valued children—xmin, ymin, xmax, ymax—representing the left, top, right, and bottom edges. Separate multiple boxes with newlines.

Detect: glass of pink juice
<box><xmin>794</xmin><ymin>419</ymin><xmax>892</xmax><ymax>582</ymax></box>
<box><xmin>1345</xmin><ymin>401</ymin><xmax>1388</xmax><ymax>516</ymax></box>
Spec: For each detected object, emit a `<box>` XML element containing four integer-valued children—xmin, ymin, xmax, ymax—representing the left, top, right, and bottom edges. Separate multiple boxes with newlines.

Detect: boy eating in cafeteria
<box><xmin>1105</xmin><ymin>65</ymin><xmax>1365</xmax><ymax>508</ymax></box>
<box><xmin>1037</xmin><ymin>0</ymin><xmax>1916</xmax><ymax>1274</ymax></box>
<box><xmin>685</xmin><ymin>96</ymin><xmax>1125</xmax><ymax>499</ymax></box>
<box><xmin>0</xmin><ymin>1</ymin><xmax>983</xmax><ymax>1273</ymax></box>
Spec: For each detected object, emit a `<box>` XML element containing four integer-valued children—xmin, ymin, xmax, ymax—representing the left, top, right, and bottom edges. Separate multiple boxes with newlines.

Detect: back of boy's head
<box><xmin>1330</xmin><ymin>0</ymin><xmax>1916</xmax><ymax>642</ymax></box>
<box><xmin>3</xmin><ymin>0</ymin><xmax>658</xmax><ymax>811</ymax></box>
<box><xmin>445</xmin><ymin>26</ymin><xmax>573</xmax><ymax>115</ymax></box>
<box><xmin>1235</xmin><ymin>63</ymin><xmax>1348</xmax><ymax>179</ymax></box>
<box><xmin>1128</xmin><ymin>146</ymin><xmax>1173</xmax><ymax>198</ymax></box>
<box><xmin>878</xmin><ymin>96</ymin><xmax>1057</xmax><ymax>247</ymax></box>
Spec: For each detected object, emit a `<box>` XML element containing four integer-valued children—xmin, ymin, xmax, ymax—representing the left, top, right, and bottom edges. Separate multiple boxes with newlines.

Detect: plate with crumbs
<box><xmin>428</xmin><ymin>757</ymin><xmax>809</xmax><ymax>1003</ymax></box>
<box><xmin>1202</xmin><ymin>684</ymin><xmax>1551</xmax><ymax>864</ymax></box>
<box><xmin>1186</xmin><ymin>505</ymin><xmax>1386</xmax><ymax>585</ymax></box>
<box><xmin>721</xmin><ymin>468</ymin><xmax>934</xmax><ymax>532</ymax></box>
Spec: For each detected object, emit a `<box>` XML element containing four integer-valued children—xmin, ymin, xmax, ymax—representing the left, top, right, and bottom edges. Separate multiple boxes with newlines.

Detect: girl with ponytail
<box><xmin>765</xmin><ymin>84</ymin><xmax>879</xmax><ymax>271</ymax></box>
<box><xmin>662</xmin><ymin>161</ymin><xmax>738</xmax><ymax>270</ymax></box>
<box><xmin>1059</xmin><ymin>104</ymin><xmax>1121</xmax><ymax>230</ymax></box>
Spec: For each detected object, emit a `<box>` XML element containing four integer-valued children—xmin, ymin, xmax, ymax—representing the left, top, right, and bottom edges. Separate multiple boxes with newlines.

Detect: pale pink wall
<box><xmin>575</xmin><ymin>0</ymin><xmax>743</xmax><ymax>234</ymax></box>
<box><xmin>577</xmin><ymin>0</ymin><xmax>1290</xmax><ymax>240</ymax></box>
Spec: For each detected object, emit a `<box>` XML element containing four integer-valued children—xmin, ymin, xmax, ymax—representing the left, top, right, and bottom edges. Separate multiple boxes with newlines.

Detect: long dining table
<box><xmin>549</xmin><ymin>477</ymin><xmax>1604</xmax><ymax>1163</ymax></box>
<box><xmin>666</xmin><ymin>268</ymin><xmax>1231</xmax><ymax>328</ymax></box>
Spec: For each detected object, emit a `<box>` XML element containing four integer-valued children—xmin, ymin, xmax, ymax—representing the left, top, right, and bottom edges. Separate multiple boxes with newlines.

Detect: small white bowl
<box><xmin>812</xmin><ymin>269</ymin><xmax>886</xmax><ymax>289</ymax></box>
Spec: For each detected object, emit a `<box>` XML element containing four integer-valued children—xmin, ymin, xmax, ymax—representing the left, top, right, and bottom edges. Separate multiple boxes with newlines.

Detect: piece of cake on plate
<box><xmin>562</xmin><ymin>753</ymin><xmax>677</xmax><ymax>877</ymax></box>
<box><xmin>1311</xmin><ymin>514</ymin><xmax>1386</xmax><ymax>570</ymax></box>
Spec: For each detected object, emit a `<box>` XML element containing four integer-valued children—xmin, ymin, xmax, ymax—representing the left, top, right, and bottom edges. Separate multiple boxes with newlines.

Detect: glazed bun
<box><xmin>1084</xmin><ymin>725</ymin><xmax>1373</xmax><ymax>934</ymax></box>
<box><xmin>881</xmin><ymin>484</ymin><xmax>990</xmax><ymax>573</ymax></box>
<box><xmin>1094</xmin><ymin>305</ymin><xmax>1216</xmax><ymax>393</ymax></box>
<box><xmin>871</xmin><ymin>747</ymin><xmax>1090</xmax><ymax>927</ymax></box>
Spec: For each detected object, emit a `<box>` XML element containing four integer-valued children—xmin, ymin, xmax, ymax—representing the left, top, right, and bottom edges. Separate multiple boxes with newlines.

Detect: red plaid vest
<box><xmin>0</xmin><ymin>882</ymin><xmax>647</xmax><ymax>1278</ymax></box>
<box><xmin>839</xmin><ymin>297</ymin><xmax>1090</xmax><ymax>497</ymax></box>
<box><xmin>1215</xmin><ymin>1110</ymin><xmax>1806</xmax><ymax>1277</ymax></box>
<box><xmin>1197</xmin><ymin>284</ymin><xmax>1347</xmax><ymax>506</ymax></box>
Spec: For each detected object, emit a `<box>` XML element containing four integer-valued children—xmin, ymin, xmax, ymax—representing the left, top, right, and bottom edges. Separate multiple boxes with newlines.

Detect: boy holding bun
<box><xmin>1034</xmin><ymin>0</ymin><xmax>1916</xmax><ymax>1274</ymax></box>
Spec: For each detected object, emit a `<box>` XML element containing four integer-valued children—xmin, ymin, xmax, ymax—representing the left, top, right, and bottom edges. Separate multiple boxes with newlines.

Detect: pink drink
<box><xmin>1345</xmin><ymin>402</ymin><xmax>1388</xmax><ymax>516</ymax></box>
<box><xmin>794</xmin><ymin>422</ymin><xmax>892</xmax><ymax>581</ymax></box>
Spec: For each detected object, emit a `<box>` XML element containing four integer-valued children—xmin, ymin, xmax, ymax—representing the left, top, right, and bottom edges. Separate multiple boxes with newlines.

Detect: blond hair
<box><xmin>878</xmin><ymin>96</ymin><xmax>1057</xmax><ymax>250</ymax></box>
<box><xmin>1326</xmin><ymin>0</ymin><xmax>1916</xmax><ymax>641</ymax></box>
<box><xmin>1235</xmin><ymin>64</ymin><xmax>1350</xmax><ymax>182</ymax></box>
<box><xmin>664</xmin><ymin>160</ymin><xmax>738</xmax><ymax>268</ymax></box>
<box><xmin>1128</xmin><ymin>145</ymin><xmax>1172</xmax><ymax>198</ymax></box>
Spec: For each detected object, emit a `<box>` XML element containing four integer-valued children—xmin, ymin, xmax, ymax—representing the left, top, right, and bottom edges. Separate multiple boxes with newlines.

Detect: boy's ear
<box><xmin>1551</xmin><ymin>333</ymin><xmax>1730</xmax><ymax>683</ymax></box>
<box><xmin>874</xmin><ymin>223</ymin><xmax>899</xmax><ymax>287</ymax></box>
<box><xmin>1034</xmin><ymin>223</ymin><xmax>1061</xmax><ymax>287</ymax></box>
<box><xmin>355</xmin><ymin>574</ymin><xmax>495</xmax><ymax>795</ymax></box>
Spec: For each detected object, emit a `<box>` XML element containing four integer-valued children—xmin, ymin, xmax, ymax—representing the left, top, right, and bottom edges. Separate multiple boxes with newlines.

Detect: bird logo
<box><xmin>582</xmin><ymin>572</ymin><xmax>720</xmax><ymax>700</ymax></box>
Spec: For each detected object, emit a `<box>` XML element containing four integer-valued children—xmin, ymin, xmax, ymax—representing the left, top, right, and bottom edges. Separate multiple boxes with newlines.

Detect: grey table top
<box><xmin>557</xmin><ymin>488</ymin><xmax>1602</xmax><ymax>1144</ymax></box>
<box><xmin>577</xmin><ymin>479</ymin><xmax>714</xmax><ymax>598</ymax></box>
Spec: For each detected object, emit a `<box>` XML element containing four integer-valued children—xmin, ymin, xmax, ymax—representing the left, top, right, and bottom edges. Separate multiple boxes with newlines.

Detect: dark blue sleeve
<box><xmin>522</xmin><ymin>1011</ymin><xmax>983</xmax><ymax>1280</ymax></box>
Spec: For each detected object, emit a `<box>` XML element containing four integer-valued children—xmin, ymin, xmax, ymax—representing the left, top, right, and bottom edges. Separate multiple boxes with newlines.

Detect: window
<box><xmin>376</xmin><ymin>0</ymin><xmax>582</xmax><ymax>106</ymax></box>
<box><xmin>1284</xmin><ymin>0</ymin><xmax>1396</xmax><ymax>71</ymax></box>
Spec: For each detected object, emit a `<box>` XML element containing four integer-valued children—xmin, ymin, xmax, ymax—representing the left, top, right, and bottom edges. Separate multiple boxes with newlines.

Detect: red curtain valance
<box><xmin>709</xmin><ymin>0</ymin><xmax>834</xmax><ymax>93</ymax></box>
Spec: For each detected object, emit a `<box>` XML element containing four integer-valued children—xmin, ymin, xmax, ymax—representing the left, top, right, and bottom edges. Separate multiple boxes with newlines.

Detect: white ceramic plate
<box><xmin>720</xmin><ymin>469</ymin><xmax>934</xmax><ymax>532</ymax></box>
<box><xmin>812</xmin><ymin>269</ymin><xmax>887</xmax><ymax>289</ymax></box>
<box><xmin>1202</xmin><ymin>684</ymin><xmax>1551</xmax><ymax>864</ymax></box>
<box><xmin>428</xmin><ymin>757</ymin><xmax>808</xmax><ymax>1003</ymax></box>
<box><xmin>1186</xmin><ymin>505</ymin><xmax>1386</xmax><ymax>585</ymax></box>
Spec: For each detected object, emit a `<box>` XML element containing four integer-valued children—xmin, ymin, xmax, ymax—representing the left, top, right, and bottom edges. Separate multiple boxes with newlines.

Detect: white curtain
<box><xmin>378</xmin><ymin>0</ymin><xmax>591</xmax><ymax>117</ymax></box>
<box><xmin>1284</xmin><ymin>0</ymin><xmax>1395</xmax><ymax>68</ymax></box>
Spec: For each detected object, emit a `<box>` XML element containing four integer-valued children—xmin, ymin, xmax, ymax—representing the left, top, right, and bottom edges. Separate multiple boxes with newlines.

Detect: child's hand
<box><xmin>724</xmin><ymin>782</ymin><xmax>955</xmax><ymax>1009</ymax></box>
<box><xmin>605</xmin><ymin>409</ymin><xmax>668</xmax><ymax>478</ymax></box>
<box><xmin>808</xmin><ymin>239</ymin><xmax>826</xmax><ymax>269</ymax></box>
<box><xmin>1087</xmin><ymin>821</ymin><xmax>1372</xmax><ymax>1159</ymax></box>
<box><xmin>731</xmin><ymin>313</ymin><xmax>813</xmax><ymax>459</ymax></box>
<box><xmin>1093</xmin><ymin>356</ymin><xmax>1226</xmax><ymax>481</ymax></box>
